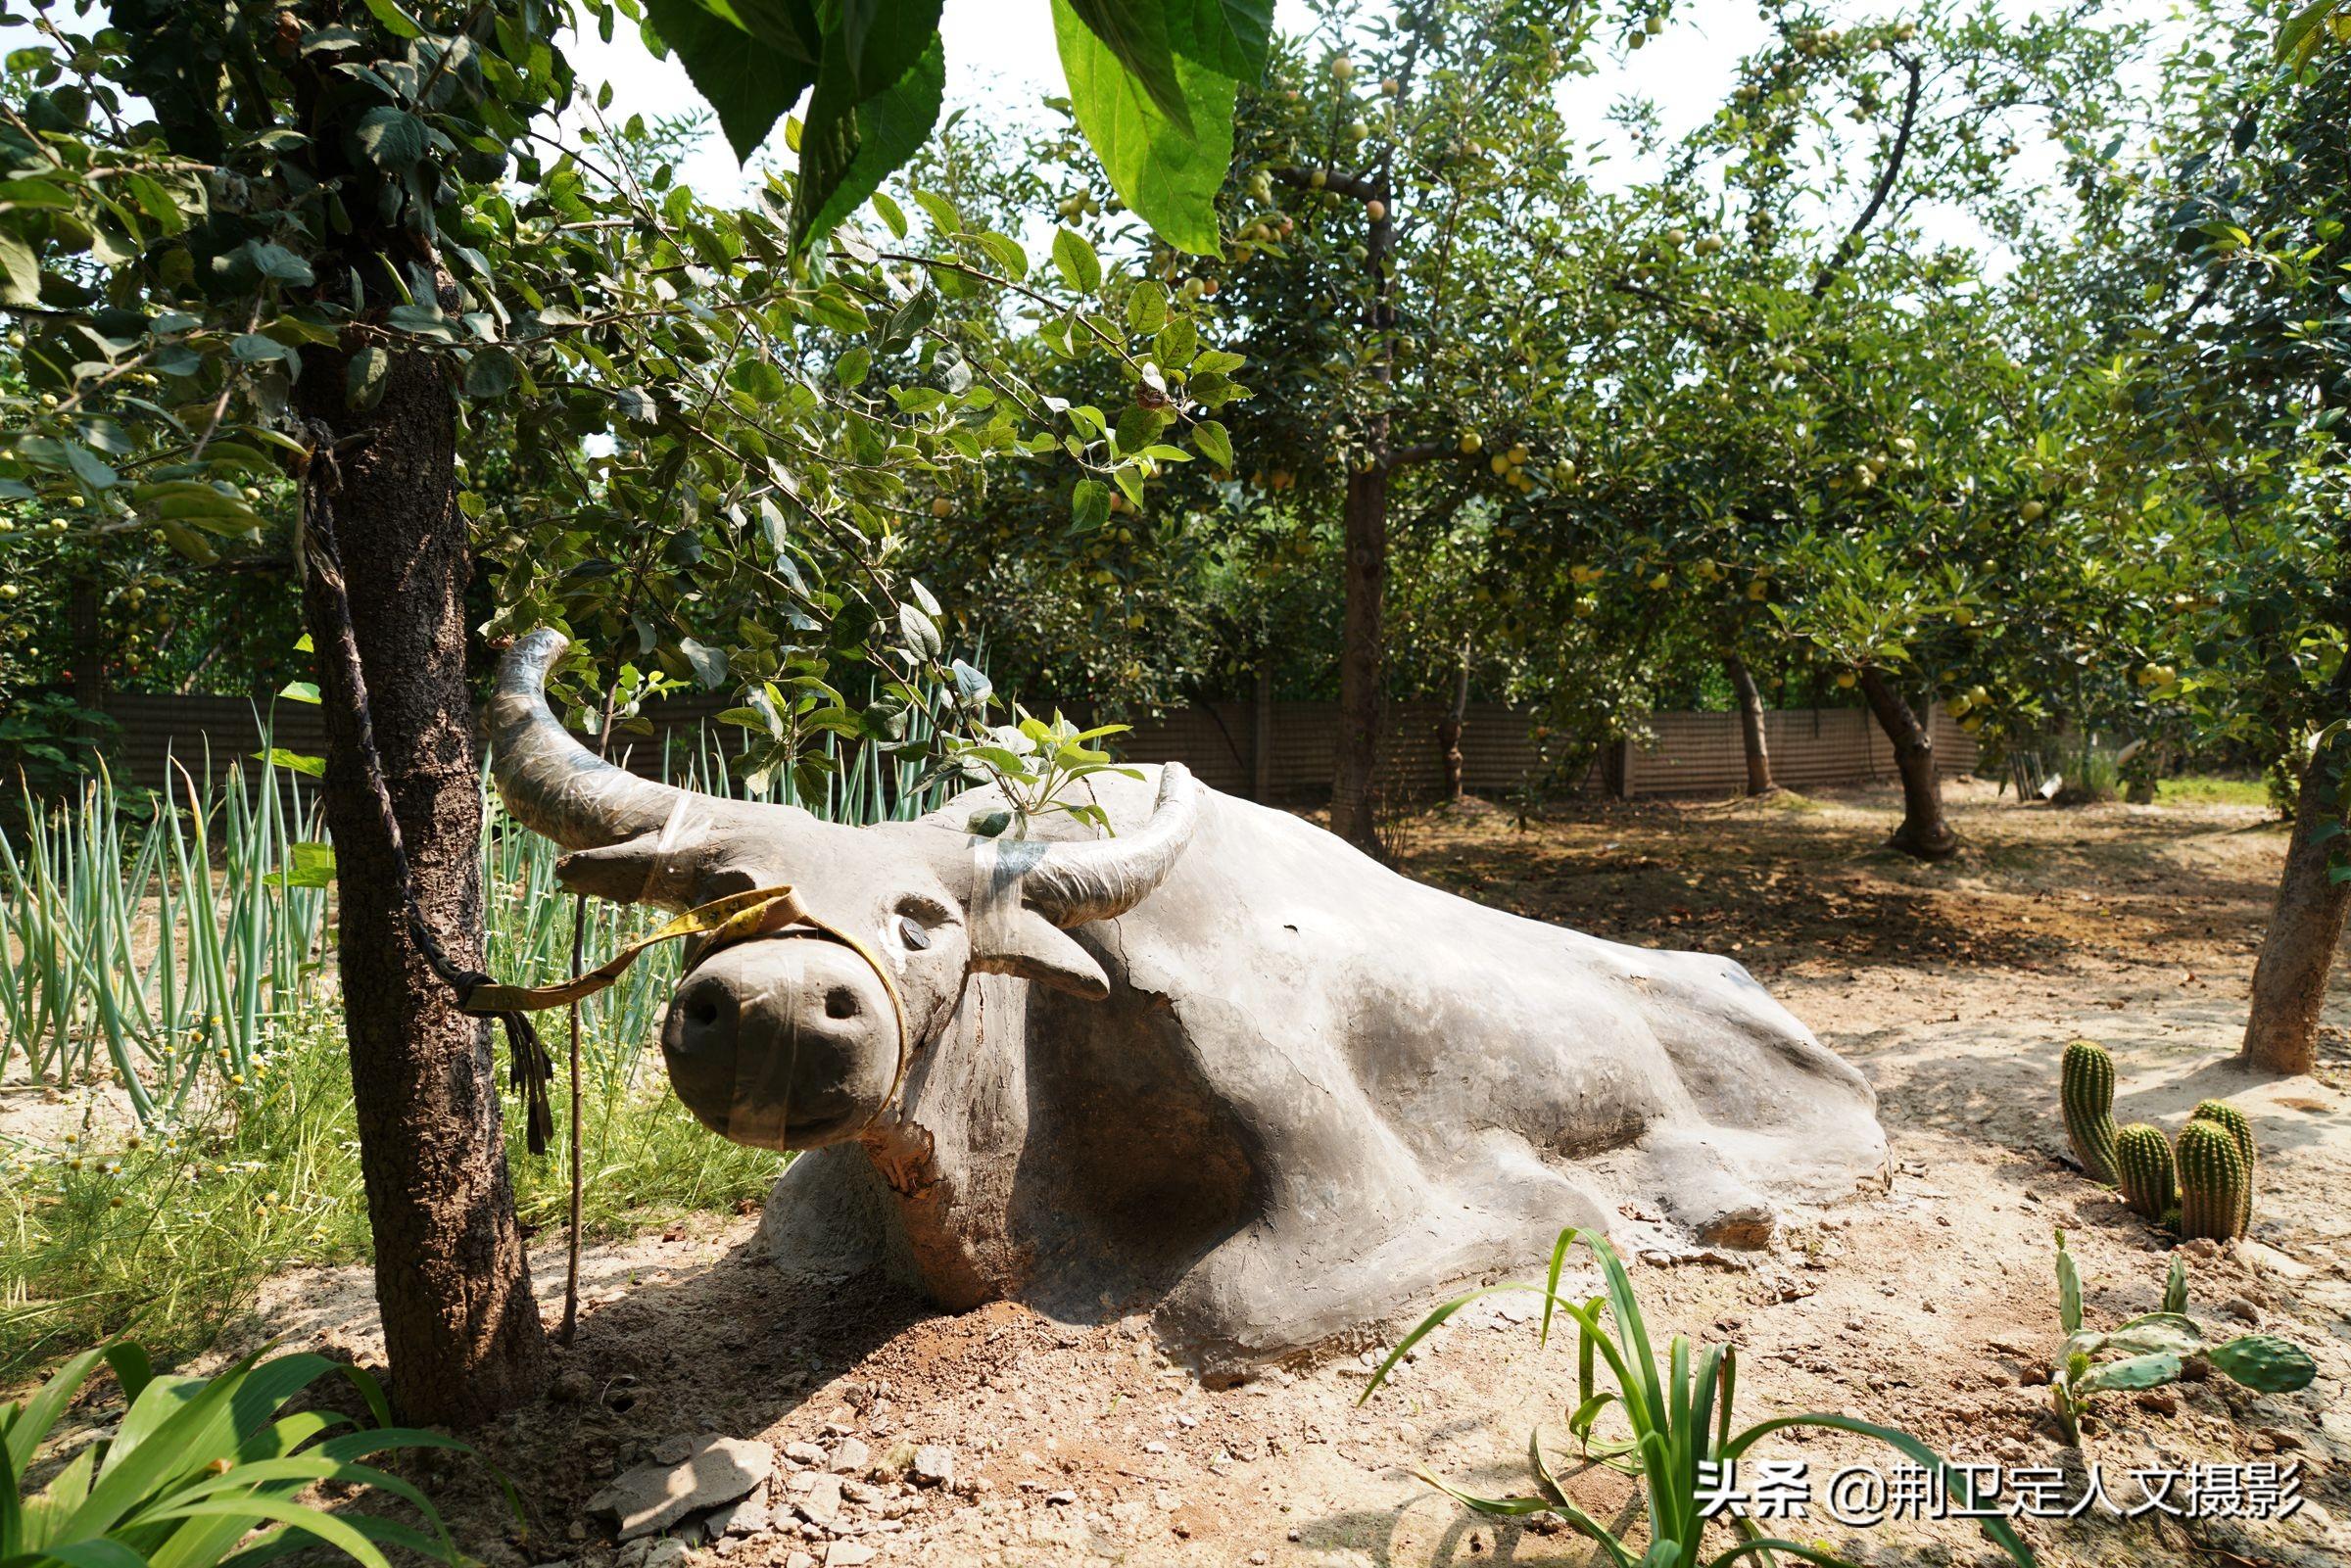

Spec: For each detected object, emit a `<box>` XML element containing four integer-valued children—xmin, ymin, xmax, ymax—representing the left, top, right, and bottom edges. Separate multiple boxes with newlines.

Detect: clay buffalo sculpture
<box><xmin>490</xmin><ymin>630</ymin><xmax>1888</xmax><ymax>1377</ymax></box>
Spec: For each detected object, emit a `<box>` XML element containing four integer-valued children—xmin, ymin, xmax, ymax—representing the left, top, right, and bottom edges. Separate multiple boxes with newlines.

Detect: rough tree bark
<box><xmin>1855</xmin><ymin>666</ymin><xmax>1957</xmax><ymax>859</ymax></box>
<box><xmin>1271</xmin><ymin>155</ymin><xmax>1445</xmax><ymax>853</ymax></box>
<box><xmin>1437</xmin><ymin>642</ymin><xmax>1469</xmax><ymax>803</ymax></box>
<box><xmin>2242</xmin><ymin>738</ymin><xmax>2351</xmax><ymax>1075</ymax></box>
<box><xmin>1724</xmin><ymin>653</ymin><xmax>1775</xmax><ymax>796</ymax></box>
<box><xmin>1330</xmin><ymin>463</ymin><xmax>1391</xmax><ymax>846</ymax></box>
<box><xmin>295</xmin><ymin>340</ymin><xmax>548</xmax><ymax>1423</ymax></box>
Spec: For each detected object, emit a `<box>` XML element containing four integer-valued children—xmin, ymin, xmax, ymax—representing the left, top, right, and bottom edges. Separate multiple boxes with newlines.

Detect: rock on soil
<box><xmin>586</xmin><ymin>1436</ymin><xmax>773</xmax><ymax>1540</ymax></box>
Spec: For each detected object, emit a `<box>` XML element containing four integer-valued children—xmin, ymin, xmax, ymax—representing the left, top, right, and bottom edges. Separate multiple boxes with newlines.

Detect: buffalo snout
<box><xmin>659</xmin><ymin>936</ymin><xmax>898</xmax><ymax>1150</ymax></box>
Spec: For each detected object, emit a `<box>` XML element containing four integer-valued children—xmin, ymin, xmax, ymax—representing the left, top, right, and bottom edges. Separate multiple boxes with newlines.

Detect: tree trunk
<box><xmin>1252</xmin><ymin>658</ymin><xmax>1273</xmax><ymax>804</ymax></box>
<box><xmin>1856</xmin><ymin>666</ymin><xmax>1957</xmax><ymax>859</ymax></box>
<box><xmin>1331</xmin><ymin>464</ymin><xmax>1389</xmax><ymax>849</ymax></box>
<box><xmin>295</xmin><ymin>342</ymin><xmax>548</xmax><ymax>1424</ymax></box>
<box><xmin>1725</xmin><ymin>653</ymin><xmax>1775</xmax><ymax>796</ymax></box>
<box><xmin>69</xmin><ymin>577</ymin><xmax>103</xmax><ymax>708</ymax></box>
<box><xmin>1437</xmin><ymin>641</ymin><xmax>1469</xmax><ymax>803</ymax></box>
<box><xmin>2242</xmin><ymin>741</ymin><xmax>2351</xmax><ymax>1075</ymax></box>
<box><xmin>1329</xmin><ymin>162</ymin><xmax>1398</xmax><ymax>855</ymax></box>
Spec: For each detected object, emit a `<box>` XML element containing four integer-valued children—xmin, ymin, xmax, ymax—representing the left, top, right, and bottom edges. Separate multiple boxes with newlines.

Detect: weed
<box><xmin>1366</xmin><ymin>1228</ymin><xmax>2034</xmax><ymax>1568</ymax></box>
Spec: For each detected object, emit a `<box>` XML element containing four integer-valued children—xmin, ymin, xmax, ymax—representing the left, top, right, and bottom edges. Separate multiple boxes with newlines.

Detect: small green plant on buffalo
<box><xmin>2049</xmin><ymin>1231</ymin><xmax>2316</xmax><ymax>1445</ymax></box>
<box><xmin>935</xmin><ymin>667</ymin><xmax>1143</xmax><ymax>839</ymax></box>
<box><xmin>3</xmin><ymin>1340</ymin><xmax>480</xmax><ymax>1568</ymax></box>
<box><xmin>1363</xmin><ymin>1229</ymin><xmax>2035</xmax><ymax>1568</ymax></box>
<box><xmin>2059</xmin><ymin>1039</ymin><xmax>2119</xmax><ymax>1183</ymax></box>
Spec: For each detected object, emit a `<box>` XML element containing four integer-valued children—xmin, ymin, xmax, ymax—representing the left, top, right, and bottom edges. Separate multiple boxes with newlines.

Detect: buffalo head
<box><xmin>487</xmin><ymin>629</ymin><xmax>1199</xmax><ymax>1151</ymax></box>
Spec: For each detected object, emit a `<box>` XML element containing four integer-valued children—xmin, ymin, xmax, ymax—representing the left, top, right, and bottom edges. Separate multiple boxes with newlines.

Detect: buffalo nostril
<box><xmin>825</xmin><ymin>986</ymin><xmax>859</xmax><ymax>1020</ymax></box>
<box><xmin>687</xmin><ymin>996</ymin><xmax>720</xmax><ymax>1028</ymax></box>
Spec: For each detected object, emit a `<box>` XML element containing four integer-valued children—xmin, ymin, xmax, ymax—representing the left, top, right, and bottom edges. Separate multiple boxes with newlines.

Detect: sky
<box><xmin>565</xmin><ymin>0</ymin><xmax>1816</xmax><ymax>201</ymax></box>
<box><xmin>556</xmin><ymin>0</ymin><xmax>2183</xmax><ymax>214</ymax></box>
<box><xmin>1</xmin><ymin>0</ymin><xmax>2187</xmax><ymax>243</ymax></box>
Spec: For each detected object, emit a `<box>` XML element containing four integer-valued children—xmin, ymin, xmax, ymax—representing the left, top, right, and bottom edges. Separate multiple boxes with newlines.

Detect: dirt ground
<box><xmin>180</xmin><ymin>782</ymin><xmax>2351</xmax><ymax>1566</ymax></box>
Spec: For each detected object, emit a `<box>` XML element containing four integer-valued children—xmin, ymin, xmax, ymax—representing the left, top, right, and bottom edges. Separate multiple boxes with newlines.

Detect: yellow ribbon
<box><xmin>460</xmin><ymin>884</ymin><xmax>913</xmax><ymax>1118</ymax></box>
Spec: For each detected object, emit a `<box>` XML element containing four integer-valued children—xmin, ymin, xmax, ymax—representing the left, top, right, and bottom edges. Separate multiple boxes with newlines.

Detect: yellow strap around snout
<box><xmin>458</xmin><ymin>883</ymin><xmax>915</xmax><ymax>1137</ymax></box>
<box><xmin>459</xmin><ymin>885</ymin><xmax>912</xmax><ymax>1093</ymax></box>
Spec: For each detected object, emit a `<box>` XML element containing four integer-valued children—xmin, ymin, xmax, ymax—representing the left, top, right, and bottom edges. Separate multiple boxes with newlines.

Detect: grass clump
<box><xmin>2148</xmin><ymin>774</ymin><xmax>2271</xmax><ymax>809</ymax></box>
<box><xmin>3</xmin><ymin>1005</ymin><xmax>781</xmax><ymax>1384</ymax></box>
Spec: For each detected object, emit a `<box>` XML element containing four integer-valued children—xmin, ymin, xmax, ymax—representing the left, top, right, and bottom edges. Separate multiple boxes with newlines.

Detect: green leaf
<box><xmin>976</xmin><ymin>230</ymin><xmax>1029</xmax><ymax>280</ymax></box>
<box><xmin>1052</xmin><ymin>227</ymin><xmax>1102</xmax><ymax>293</ymax></box>
<box><xmin>2279</xmin><ymin>0</ymin><xmax>2339</xmax><ymax>62</ymax></box>
<box><xmin>899</xmin><ymin>601</ymin><xmax>941</xmax><ymax>658</ymax></box>
<box><xmin>6</xmin><ymin>1348</ymin><xmax>107</xmax><ymax>1475</ymax></box>
<box><xmin>1192</xmin><ymin>418</ymin><xmax>1232</xmax><ymax>470</ymax></box>
<box><xmin>643</xmin><ymin>0</ymin><xmax>820</xmax><ymax>162</ymax></box>
<box><xmin>158</xmin><ymin>519</ymin><xmax>218</xmax><ymax>564</ymax></box>
<box><xmin>1127</xmin><ymin>279</ymin><xmax>1168</xmax><ymax>334</ymax></box>
<box><xmin>360</xmin><ymin>0</ymin><xmax>426</xmax><ymax>39</ymax></box>
<box><xmin>280</xmin><ymin>841</ymin><xmax>337</xmax><ymax>889</ymax></box>
<box><xmin>836</xmin><ymin>345</ymin><xmax>872</xmax><ymax>386</ymax></box>
<box><xmin>0</xmin><ymin>228</ymin><xmax>43</xmax><ymax>307</ymax></box>
<box><xmin>256</xmin><ymin>748</ymin><xmax>326</xmax><ymax>778</ymax></box>
<box><xmin>1050</xmin><ymin>0</ymin><xmax>1251</xmax><ymax>255</ymax></box>
<box><xmin>47</xmin><ymin>445</ymin><xmax>121</xmax><ymax>497</ymax></box>
<box><xmin>1072</xmin><ymin>477</ymin><xmax>1111</xmax><ymax>530</ymax></box>
<box><xmin>278</xmin><ymin>681</ymin><xmax>321</xmax><ymax>704</ymax></box>
<box><xmin>728</xmin><ymin>358</ymin><xmax>789</xmax><ymax>402</ymax></box>
<box><xmin>240</xmin><ymin>241</ymin><xmax>315</xmax><ymax>287</ymax></box>
<box><xmin>463</xmin><ymin>347</ymin><xmax>517</xmax><ymax>399</ymax></box>
<box><xmin>351</xmin><ymin>107</ymin><xmax>427</xmax><ymax>171</ymax></box>
<box><xmin>792</xmin><ymin>31</ymin><xmax>946</xmax><ymax>251</ymax></box>
<box><xmin>121</xmin><ymin>172</ymin><xmax>186</xmax><ymax>235</ymax></box>
<box><xmin>678</xmin><ymin>637</ymin><xmax>728</xmax><ymax>689</ymax></box>
<box><xmin>347</xmin><ymin>347</ymin><xmax>389</xmax><ymax>410</ymax></box>
<box><xmin>1059</xmin><ymin>0</ymin><xmax>1189</xmax><ymax>125</ymax></box>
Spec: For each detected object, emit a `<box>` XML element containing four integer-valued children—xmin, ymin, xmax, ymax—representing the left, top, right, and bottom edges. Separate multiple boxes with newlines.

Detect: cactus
<box><xmin>2049</xmin><ymin>1243</ymin><xmax>2317</xmax><ymax>1441</ymax></box>
<box><xmin>2176</xmin><ymin>1119</ymin><xmax>2249</xmax><ymax>1241</ymax></box>
<box><xmin>2189</xmin><ymin>1099</ymin><xmax>2255</xmax><ymax>1233</ymax></box>
<box><xmin>2113</xmin><ymin>1122</ymin><xmax>2176</xmax><ymax>1223</ymax></box>
<box><xmin>2209</xmin><ymin>1334</ymin><xmax>2319</xmax><ymax>1394</ymax></box>
<box><xmin>2060</xmin><ymin>1039</ymin><xmax>2119</xmax><ymax>1183</ymax></box>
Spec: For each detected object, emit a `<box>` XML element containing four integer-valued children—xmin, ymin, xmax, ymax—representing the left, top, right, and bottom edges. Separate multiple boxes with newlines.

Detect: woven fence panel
<box><xmin>96</xmin><ymin>691</ymin><xmax>1977</xmax><ymax>803</ymax></box>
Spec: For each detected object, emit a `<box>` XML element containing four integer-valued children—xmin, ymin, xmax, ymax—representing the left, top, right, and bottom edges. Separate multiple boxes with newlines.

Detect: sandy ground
<box><xmin>54</xmin><ymin>781</ymin><xmax>2351</xmax><ymax>1566</ymax></box>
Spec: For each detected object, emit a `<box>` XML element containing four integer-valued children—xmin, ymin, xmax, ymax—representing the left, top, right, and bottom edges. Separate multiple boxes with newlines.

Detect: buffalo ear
<box><xmin>970</xmin><ymin>912</ymin><xmax>1111</xmax><ymax>1000</ymax></box>
<box><xmin>554</xmin><ymin>835</ymin><xmax>698</xmax><ymax>907</ymax></box>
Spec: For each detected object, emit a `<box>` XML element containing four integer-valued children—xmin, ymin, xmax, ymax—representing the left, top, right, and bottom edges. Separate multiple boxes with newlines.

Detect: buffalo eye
<box><xmin>896</xmin><ymin>915</ymin><xmax>933</xmax><ymax>952</ymax></box>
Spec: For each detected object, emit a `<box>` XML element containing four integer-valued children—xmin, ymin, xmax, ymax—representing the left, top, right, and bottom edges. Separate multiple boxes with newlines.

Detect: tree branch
<box><xmin>1811</xmin><ymin>53</ymin><xmax>1924</xmax><ymax>299</ymax></box>
<box><xmin>1387</xmin><ymin>441</ymin><xmax>1459</xmax><ymax>468</ymax></box>
<box><xmin>1270</xmin><ymin>165</ymin><xmax>1382</xmax><ymax>204</ymax></box>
